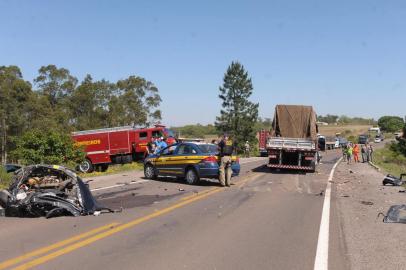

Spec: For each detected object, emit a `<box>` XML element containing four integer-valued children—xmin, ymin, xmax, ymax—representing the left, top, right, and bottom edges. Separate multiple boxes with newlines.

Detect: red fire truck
<box><xmin>258</xmin><ymin>130</ymin><xmax>271</xmax><ymax>157</ymax></box>
<box><xmin>72</xmin><ymin>125</ymin><xmax>176</xmax><ymax>173</ymax></box>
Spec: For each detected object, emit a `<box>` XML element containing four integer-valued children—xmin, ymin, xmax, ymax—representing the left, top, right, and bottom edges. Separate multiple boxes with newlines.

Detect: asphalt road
<box><xmin>0</xmin><ymin>153</ymin><xmax>347</xmax><ymax>270</ymax></box>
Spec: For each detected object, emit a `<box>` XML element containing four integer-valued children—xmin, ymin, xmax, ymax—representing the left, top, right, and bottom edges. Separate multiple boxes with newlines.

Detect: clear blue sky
<box><xmin>1</xmin><ymin>0</ymin><xmax>406</xmax><ymax>126</ymax></box>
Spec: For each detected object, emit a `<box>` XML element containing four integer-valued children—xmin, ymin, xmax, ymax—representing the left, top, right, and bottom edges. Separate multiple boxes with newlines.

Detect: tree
<box><xmin>215</xmin><ymin>61</ymin><xmax>259</xmax><ymax>152</ymax></box>
<box><xmin>378</xmin><ymin>116</ymin><xmax>404</xmax><ymax>133</ymax></box>
<box><xmin>0</xmin><ymin>66</ymin><xmax>32</xmax><ymax>163</ymax></box>
<box><xmin>69</xmin><ymin>75</ymin><xmax>113</xmax><ymax>130</ymax></box>
<box><xmin>11</xmin><ymin>129</ymin><xmax>85</xmax><ymax>166</ymax></box>
<box><xmin>34</xmin><ymin>65</ymin><xmax>78</xmax><ymax>129</ymax></box>
<box><xmin>112</xmin><ymin>76</ymin><xmax>162</xmax><ymax>126</ymax></box>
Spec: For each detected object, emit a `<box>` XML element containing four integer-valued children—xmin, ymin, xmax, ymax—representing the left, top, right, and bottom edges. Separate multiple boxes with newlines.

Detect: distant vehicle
<box><xmin>374</xmin><ymin>137</ymin><xmax>381</xmax><ymax>143</ymax></box>
<box><xmin>318</xmin><ymin>136</ymin><xmax>326</xmax><ymax>151</ymax></box>
<box><xmin>358</xmin><ymin>135</ymin><xmax>369</xmax><ymax>145</ymax></box>
<box><xmin>326</xmin><ymin>136</ymin><xmax>339</xmax><ymax>150</ymax></box>
<box><xmin>258</xmin><ymin>130</ymin><xmax>271</xmax><ymax>157</ymax></box>
<box><xmin>338</xmin><ymin>137</ymin><xmax>348</xmax><ymax>147</ymax></box>
<box><xmin>143</xmin><ymin>142</ymin><xmax>240</xmax><ymax>185</ymax></box>
<box><xmin>72</xmin><ymin>124</ymin><xmax>177</xmax><ymax>173</ymax></box>
<box><xmin>3</xmin><ymin>164</ymin><xmax>22</xmax><ymax>173</ymax></box>
<box><xmin>369</xmin><ymin>127</ymin><xmax>381</xmax><ymax>133</ymax></box>
<box><xmin>266</xmin><ymin>105</ymin><xmax>319</xmax><ymax>172</ymax></box>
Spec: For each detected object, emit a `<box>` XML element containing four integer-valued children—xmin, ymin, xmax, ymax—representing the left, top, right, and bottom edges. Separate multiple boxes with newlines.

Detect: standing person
<box><xmin>353</xmin><ymin>143</ymin><xmax>360</xmax><ymax>163</ymax></box>
<box><xmin>346</xmin><ymin>143</ymin><xmax>353</xmax><ymax>164</ymax></box>
<box><xmin>368</xmin><ymin>144</ymin><xmax>374</xmax><ymax>162</ymax></box>
<box><xmin>154</xmin><ymin>137</ymin><xmax>168</xmax><ymax>154</ymax></box>
<box><xmin>244</xmin><ymin>141</ymin><xmax>250</xmax><ymax>158</ymax></box>
<box><xmin>361</xmin><ymin>144</ymin><xmax>367</xmax><ymax>163</ymax></box>
<box><xmin>145</xmin><ymin>137</ymin><xmax>156</xmax><ymax>158</ymax></box>
<box><xmin>365</xmin><ymin>142</ymin><xmax>371</xmax><ymax>162</ymax></box>
<box><xmin>342</xmin><ymin>144</ymin><xmax>348</xmax><ymax>160</ymax></box>
<box><xmin>218</xmin><ymin>133</ymin><xmax>235</xmax><ymax>187</ymax></box>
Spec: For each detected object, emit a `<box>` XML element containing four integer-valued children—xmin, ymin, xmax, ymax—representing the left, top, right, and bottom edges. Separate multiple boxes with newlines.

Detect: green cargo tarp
<box><xmin>272</xmin><ymin>105</ymin><xmax>318</xmax><ymax>139</ymax></box>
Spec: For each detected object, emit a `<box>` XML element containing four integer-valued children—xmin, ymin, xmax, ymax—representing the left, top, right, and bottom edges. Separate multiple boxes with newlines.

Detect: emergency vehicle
<box><xmin>72</xmin><ymin>125</ymin><xmax>176</xmax><ymax>173</ymax></box>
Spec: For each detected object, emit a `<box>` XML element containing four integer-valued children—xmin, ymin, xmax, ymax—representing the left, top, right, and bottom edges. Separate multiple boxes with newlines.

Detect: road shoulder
<box><xmin>334</xmin><ymin>161</ymin><xmax>406</xmax><ymax>270</ymax></box>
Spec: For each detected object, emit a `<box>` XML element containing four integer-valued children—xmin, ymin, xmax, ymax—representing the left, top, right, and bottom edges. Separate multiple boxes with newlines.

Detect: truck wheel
<box><xmin>144</xmin><ymin>164</ymin><xmax>157</xmax><ymax>180</ymax></box>
<box><xmin>79</xmin><ymin>159</ymin><xmax>94</xmax><ymax>173</ymax></box>
<box><xmin>185</xmin><ymin>168</ymin><xmax>199</xmax><ymax>185</ymax></box>
<box><xmin>310</xmin><ymin>161</ymin><xmax>316</xmax><ymax>173</ymax></box>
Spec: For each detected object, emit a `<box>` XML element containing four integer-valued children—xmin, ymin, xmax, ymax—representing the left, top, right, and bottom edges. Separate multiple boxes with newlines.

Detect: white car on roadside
<box><xmin>374</xmin><ymin>137</ymin><xmax>381</xmax><ymax>143</ymax></box>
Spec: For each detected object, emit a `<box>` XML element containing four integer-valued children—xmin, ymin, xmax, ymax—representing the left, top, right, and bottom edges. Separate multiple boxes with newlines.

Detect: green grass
<box><xmin>79</xmin><ymin>162</ymin><xmax>143</xmax><ymax>178</ymax></box>
<box><xmin>0</xmin><ymin>166</ymin><xmax>12</xmax><ymax>189</ymax></box>
<box><xmin>373</xmin><ymin>144</ymin><xmax>406</xmax><ymax>176</ymax></box>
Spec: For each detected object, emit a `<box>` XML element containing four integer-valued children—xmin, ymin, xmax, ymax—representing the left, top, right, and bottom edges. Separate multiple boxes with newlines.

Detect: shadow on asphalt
<box><xmin>142</xmin><ymin>176</ymin><xmax>224</xmax><ymax>187</ymax></box>
<box><xmin>250</xmin><ymin>164</ymin><xmax>308</xmax><ymax>175</ymax></box>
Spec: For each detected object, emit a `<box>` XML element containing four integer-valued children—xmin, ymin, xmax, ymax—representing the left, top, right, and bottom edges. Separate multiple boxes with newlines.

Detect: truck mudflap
<box><xmin>267</xmin><ymin>164</ymin><xmax>315</xmax><ymax>170</ymax></box>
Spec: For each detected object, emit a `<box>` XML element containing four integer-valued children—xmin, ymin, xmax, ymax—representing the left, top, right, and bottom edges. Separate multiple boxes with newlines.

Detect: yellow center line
<box><xmin>12</xmin><ymin>187</ymin><xmax>223</xmax><ymax>270</ymax></box>
<box><xmin>179</xmin><ymin>187</ymin><xmax>218</xmax><ymax>201</ymax></box>
<box><xmin>0</xmin><ymin>222</ymin><xmax>120</xmax><ymax>270</ymax></box>
<box><xmin>8</xmin><ymin>172</ymin><xmax>265</xmax><ymax>270</ymax></box>
<box><xmin>236</xmin><ymin>173</ymin><xmax>265</xmax><ymax>188</ymax></box>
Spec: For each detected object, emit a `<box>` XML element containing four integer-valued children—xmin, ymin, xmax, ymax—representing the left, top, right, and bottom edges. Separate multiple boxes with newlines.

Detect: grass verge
<box><xmin>0</xmin><ymin>166</ymin><xmax>12</xmax><ymax>189</ymax></box>
<box><xmin>79</xmin><ymin>162</ymin><xmax>143</xmax><ymax>178</ymax></box>
<box><xmin>372</xmin><ymin>143</ymin><xmax>406</xmax><ymax>176</ymax></box>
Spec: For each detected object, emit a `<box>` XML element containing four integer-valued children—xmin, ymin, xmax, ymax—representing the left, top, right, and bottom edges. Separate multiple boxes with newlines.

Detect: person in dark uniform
<box><xmin>145</xmin><ymin>137</ymin><xmax>156</xmax><ymax>158</ymax></box>
<box><xmin>218</xmin><ymin>133</ymin><xmax>235</xmax><ymax>187</ymax></box>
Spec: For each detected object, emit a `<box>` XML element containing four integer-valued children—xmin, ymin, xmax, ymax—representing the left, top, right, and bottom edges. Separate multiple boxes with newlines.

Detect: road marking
<box><xmin>236</xmin><ymin>172</ymin><xmax>265</xmax><ymax>188</ymax></box>
<box><xmin>180</xmin><ymin>187</ymin><xmax>218</xmax><ymax>201</ymax></box>
<box><xmin>90</xmin><ymin>180</ymin><xmax>149</xmax><ymax>192</ymax></box>
<box><xmin>314</xmin><ymin>157</ymin><xmax>343</xmax><ymax>270</ymax></box>
<box><xmin>11</xmin><ymin>188</ymin><xmax>224</xmax><ymax>270</ymax></box>
<box><xmin>8</xmin><ymin>171</ymin><xmax>264</xmax><ymax>270</ymax></box>
<box><xmin>0</xmin><ymin>223</ymin><xmax>120</xmax><ymax>270</ymax></box>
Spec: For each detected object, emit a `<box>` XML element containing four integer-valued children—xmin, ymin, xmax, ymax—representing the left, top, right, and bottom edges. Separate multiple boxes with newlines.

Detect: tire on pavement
<box><xmin>144</xmin><ymin>163</ymin><xmax>157</xmax><ymax>180</ymax></box>
<box><xmin>185</xmin><ymin>168</ymin><xmax>199</xmax><ymax>185</ymax></box>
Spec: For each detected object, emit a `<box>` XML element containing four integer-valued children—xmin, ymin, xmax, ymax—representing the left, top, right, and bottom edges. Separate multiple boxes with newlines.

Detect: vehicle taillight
<box><xmin>202</xmin><ymin>156</ymin><xmax>217</xmax><ymax>163</ymax></box>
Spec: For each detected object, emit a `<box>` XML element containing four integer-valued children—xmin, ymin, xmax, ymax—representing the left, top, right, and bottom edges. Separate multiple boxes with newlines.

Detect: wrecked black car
<box><xmin>382</xmin><ymin>173</ymin><xmax>406</xmax><ymax>186</ymax></box>
<box><xmin>0</xmin><ymin>165</ymin><xmax>112</xmax><ymax>218</ymax></box>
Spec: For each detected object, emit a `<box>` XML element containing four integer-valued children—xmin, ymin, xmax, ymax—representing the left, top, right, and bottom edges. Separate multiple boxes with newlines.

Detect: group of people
<box><xmin>145</xmin><ymin>136</ymin><xmax>168</xmax><ymax>157</ymax></box>
<box><xmin>343</xmin><ymin>142</ymin><xmax>374</xmax><ymax>164</ymax></box>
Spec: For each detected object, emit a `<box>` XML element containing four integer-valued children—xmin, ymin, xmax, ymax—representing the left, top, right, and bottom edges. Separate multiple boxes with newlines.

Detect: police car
<box><xmin>143</xmin><ymin>142</ymin><xmax>240</xmax><ymax>185</ymax></box>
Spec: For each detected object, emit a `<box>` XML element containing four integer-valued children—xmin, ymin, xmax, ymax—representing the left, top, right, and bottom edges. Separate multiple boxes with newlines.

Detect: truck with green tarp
<box><xmin>266</xmin><ymin>105</ymin><xmax>319</xmax><ymax>172</ymax></box>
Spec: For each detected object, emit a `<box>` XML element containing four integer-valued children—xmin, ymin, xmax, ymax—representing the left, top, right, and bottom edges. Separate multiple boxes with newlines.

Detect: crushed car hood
<box><xmin>0</xmin><ymin>165</ymin><xmax>111</xmax><ymax>218</ymax></box>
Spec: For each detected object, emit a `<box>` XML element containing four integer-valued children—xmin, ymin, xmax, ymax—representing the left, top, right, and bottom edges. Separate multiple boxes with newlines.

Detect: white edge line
<box><xmin>90</xmin><ymin>180</ymin><xmax>149</xmax><ymax>192</ymax></box>
<box><xmin>314</xmin><ymin>157</ymin><xmax>343</xmax><ymax>270</ymax></box>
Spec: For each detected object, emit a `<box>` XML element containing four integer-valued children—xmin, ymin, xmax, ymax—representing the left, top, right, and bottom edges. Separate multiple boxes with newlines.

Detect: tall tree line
<box><xmin>0</xmin><ymin>65</ymin><xmax>162</xmax><ymax>163</ymax></box>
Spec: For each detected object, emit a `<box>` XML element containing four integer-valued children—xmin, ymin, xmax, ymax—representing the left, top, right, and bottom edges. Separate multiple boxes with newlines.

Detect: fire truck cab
<box><xmin>72</xmin><ymin>125</ymin><xmax>176</xmax><ymax>173</ymax></box>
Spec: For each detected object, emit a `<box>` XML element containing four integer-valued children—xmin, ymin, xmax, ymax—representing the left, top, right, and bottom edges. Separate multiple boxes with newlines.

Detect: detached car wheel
<box><xmin>185</xmin><ymin>168</ymin><xmax>199</xmax><ymax>185</ymax></box>
<box><xmin>144</xmin><ymin>164</ymin><xmax>157</xmax><ymax>180</ymax></box>
<box><xmin>79</xmin><ymin>159</ymin><xmax>94</xmax><ymax>173</ymax></box>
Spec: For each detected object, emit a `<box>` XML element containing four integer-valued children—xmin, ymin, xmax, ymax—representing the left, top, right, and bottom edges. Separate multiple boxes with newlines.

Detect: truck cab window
<box><xmin>139</xmin><ymin>132</ymin><xmax>148</xmax><ymax>140</ymax></box>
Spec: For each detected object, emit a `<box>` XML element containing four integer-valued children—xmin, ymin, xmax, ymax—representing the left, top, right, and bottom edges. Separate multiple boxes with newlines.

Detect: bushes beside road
<box><xmin>0</xmin><ymin>166</ymin><xmax>12</xmax><ymax>189</ymax></box>
<box><xmin>372</xmin><ymin>142</ymin><xmax>406</xmax><ymax>176</ymax></box>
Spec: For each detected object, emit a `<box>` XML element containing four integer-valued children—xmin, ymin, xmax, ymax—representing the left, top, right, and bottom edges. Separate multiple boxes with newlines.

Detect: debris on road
<box><xmin>382</xmin><ymin>174</ymin><xmax>406</xmax><ymax>186</ymax></box>
<box><xmin>0</xmin><ymin>165</ymin><xmax>115</xmax><ymax>218</ymax></box>
<box><xmin>178</xmin><ymin>188</ymin><xmax>185</xmax><ymax>192</ymax></box>
<box><xmin>381</xmin><ymin>205</ymin><xmax>406</xmax><ymax>224</ymax></box>
<box><xmin>360</xmin><ymin>201</ymin><xmax>374</xmax><ymax>206</ymax></box>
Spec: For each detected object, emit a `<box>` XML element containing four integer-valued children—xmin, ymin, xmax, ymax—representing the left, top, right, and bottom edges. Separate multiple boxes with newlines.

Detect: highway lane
<box><xmin>0</xmin><ymin>153</ymin><xmax>348</xmax><ymax>270</ymax></box>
